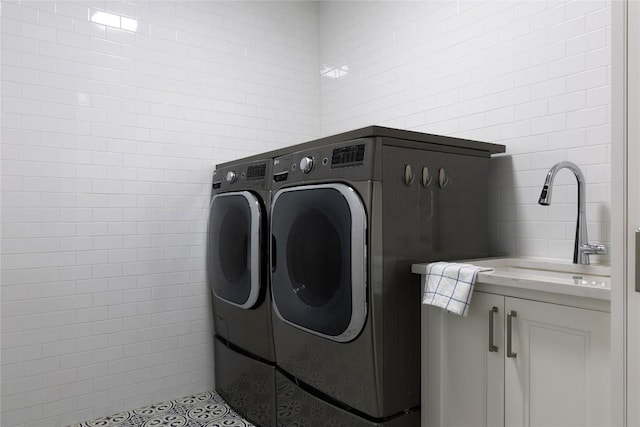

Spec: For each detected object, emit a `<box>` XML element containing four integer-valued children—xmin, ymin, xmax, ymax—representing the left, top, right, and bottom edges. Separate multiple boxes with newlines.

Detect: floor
<box><xmin>70</xmin><ymin>391</ymin><xmax>255</xmax><ymax>427</ymax></box>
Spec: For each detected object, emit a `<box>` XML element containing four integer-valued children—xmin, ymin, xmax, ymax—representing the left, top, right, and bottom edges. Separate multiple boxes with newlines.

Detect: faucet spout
<box><xmin>538</xmin><ymin>161</ymin><xmax>589</xmax><ymax>264</ymax></box>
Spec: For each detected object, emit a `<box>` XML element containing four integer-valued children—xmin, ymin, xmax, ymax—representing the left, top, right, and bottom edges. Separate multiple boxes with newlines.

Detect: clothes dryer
<box><xmin>207</xmin><ymin>158</ymin><xmax>276</xmax><ymax>427</ymax></box>
<box><xmin>269</xmin><ymin>132</ymin><xmax>504</xmax><ymax>426</ymax></box>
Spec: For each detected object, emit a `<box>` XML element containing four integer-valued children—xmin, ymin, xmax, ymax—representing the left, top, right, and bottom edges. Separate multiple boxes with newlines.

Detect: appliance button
<box><xmin>225</xmin><ymin>171</ymin><xmax>237</xmax><ymax>183</ymax></box>
<box><xmin>299</xmin><ymin>156</ymin><xmax>314</xmax><ymax>173</ymax></box>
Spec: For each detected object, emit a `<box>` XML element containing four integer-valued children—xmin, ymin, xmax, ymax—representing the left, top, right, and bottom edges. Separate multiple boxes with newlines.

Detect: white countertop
<box><xmin>412</xmin><ymin>257</ymin><xmax>611</xmax><ymax>304</ymax></box>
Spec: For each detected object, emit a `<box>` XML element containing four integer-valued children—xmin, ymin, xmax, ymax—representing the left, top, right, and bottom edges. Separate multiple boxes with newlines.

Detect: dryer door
<box><xmin>271</xmin><ymin>183</ymin><xmax>367</xmax><ymax>342</ymax></box>
<box><xmin>207</xmin><ymin>191</ymin><xmax>263</xmax><ymax>309</ymax></box>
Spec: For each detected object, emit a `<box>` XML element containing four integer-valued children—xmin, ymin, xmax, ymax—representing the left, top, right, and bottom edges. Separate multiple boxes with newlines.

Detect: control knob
<box><xmin>299</xmin><ymin>156</ymin><xmax>314</xmax><ymax>173</ymax></box>
<box><xmin>225</xmin><ymin>171</ymin><xmax>237</xmax><ymax>183</ymax></box>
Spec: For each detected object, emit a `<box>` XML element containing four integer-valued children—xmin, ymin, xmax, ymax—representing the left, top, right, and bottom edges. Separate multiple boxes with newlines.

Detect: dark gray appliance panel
<box><xmin>379</xmin><ymin>145</ymin><xmax>490</xmax><ymax>415</ymax></box>
<box><xmin>275</xmin><ymin>371</ymin><xmax>420</xmax><ymax>427</ymax></box>
<box><xmin>208</xmin><ymin>158</ymin><xmax>275</xmax><ymax>363</ymax></box>
<box><xmin>215</xmin><ymin>337</ymin><xmax>276</xmax><ymax>427</ymax></box>
<box><xmin>268</xmin><ymin>134</ymin><xmax>497</xmax><ymax>426</ymax></box>
<box><xmin>270</xmin><ymin>181</ymin><xmax>384</xmax><ymax>418</ymax></box>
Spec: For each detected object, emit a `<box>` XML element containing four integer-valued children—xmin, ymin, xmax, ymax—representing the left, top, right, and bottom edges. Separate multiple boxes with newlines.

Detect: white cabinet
<box><xmin>504</xmin><ymin>297</ymin><xmax>610</xmax><ymax>427</ymax></box>
<box><xmin>422</xmin><ymin>292</ymin><xmax>610</xmax><ymax>427</ymax></box>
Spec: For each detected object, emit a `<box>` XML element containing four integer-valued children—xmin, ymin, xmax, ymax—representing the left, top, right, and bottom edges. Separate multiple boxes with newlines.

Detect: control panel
<box><xmin>331</xmin><ymin>144</ymin><xmax>365</xmax><ymax>168</ymax></box>
<box><xmin>246</xmin><ymin>163</ymin><xmax>267</xmax><ymax>180</ymax></box>
<box><xmin>299</xmin><ymin>156</ymin><xmax>314</xmax><ymax>173</ymax></box>
<box><xmin>212</xmin><ymin>161</ymin><xmax>269</xmax><ymax>192</ymax></box>
<box><xmin>272</xmin><ymin>139</ymin><xmax>373</xmax><ymax>185</ymax></box>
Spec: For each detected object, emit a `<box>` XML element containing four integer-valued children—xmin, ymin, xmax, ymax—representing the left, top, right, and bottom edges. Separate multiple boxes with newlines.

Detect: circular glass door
<box><xmin>270</xmin><ymin>183</ymin><xmax>367</xmax><ymax>342</ymax></box>
<box><xmin>207</xmin><ymin>191</ymin><xmax>263</xmax><ymax>309</ymax></box>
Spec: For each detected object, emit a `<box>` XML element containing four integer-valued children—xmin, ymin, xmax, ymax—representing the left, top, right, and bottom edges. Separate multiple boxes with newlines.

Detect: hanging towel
<box><xmin>422</xmin><ymin>262</ymin><xmax>494</xmax><ymax>317</ymax></box>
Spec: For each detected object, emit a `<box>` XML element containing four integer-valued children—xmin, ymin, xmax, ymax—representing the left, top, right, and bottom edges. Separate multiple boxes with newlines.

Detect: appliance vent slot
<box><xmin>331</xmin><ymin>144</ymin><xmax>365</xmax><ymax>168</ymax></box>
<box><xmin>246</xmin><ymin>163</ymin><xmax>267</xmax><ymax>180</ymax></box>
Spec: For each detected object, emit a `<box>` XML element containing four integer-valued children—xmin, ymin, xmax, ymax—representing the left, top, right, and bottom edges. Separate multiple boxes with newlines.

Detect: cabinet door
<box><xmin>504</xmin><ymin>298</ymin><xmax>610</xmax><ymax>427</ymax></box>
<box><xmin>422</xmin><ymin>291</ymin><xmax>505</xmax><ymax>427</ymax></box>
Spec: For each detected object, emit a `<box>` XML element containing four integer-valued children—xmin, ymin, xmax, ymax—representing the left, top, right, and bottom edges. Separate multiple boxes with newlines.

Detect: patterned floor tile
<box><xmin>69</xmin><ymin>391</ymin><xmax>256</xmax><ymax>427</ymax></box>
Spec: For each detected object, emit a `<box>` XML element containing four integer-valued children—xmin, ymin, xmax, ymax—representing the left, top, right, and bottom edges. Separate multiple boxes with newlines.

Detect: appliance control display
<box><xmin>273</xmin><ymin>171</ymin><xmax>288</xmax><ymax>182</ymax></box>
<box><xmin>331</xmin><ymin>144</ymin><xmax>365</xmax><ymax>168</ymax></box>
<box><xmin>246</xmin><ymin>163</ymin><xmax>267</xmax><ymax>180</ymax></box>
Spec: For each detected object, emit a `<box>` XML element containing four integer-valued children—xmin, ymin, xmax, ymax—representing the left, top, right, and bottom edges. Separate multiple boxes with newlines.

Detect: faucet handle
<box><xmin>580</xmin><ymin>243</ymin><xmax>608</xmax><ymax>256</ymax></box>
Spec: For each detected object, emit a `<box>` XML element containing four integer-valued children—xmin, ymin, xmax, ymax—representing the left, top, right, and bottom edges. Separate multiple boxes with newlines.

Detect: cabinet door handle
<box><xmin>507</xmin><ymin>310</ymin><xmax>517</xmax><ymax>358</ymax></box>
<box><xmin>635</xmin><ymin>230</ymin><xmax>640</xmax><ymax>292</ymax></box>
<box><xmin>489</xmin><ymin>306</ymin><xmax>498</xmax><ymax>352</ymax></box>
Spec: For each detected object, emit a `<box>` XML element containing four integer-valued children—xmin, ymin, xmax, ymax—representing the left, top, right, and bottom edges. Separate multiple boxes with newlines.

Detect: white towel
<box><xmin>422</xmin><ymin>262</ymin><xmax>493</xmax><ymax>317</ymax></box>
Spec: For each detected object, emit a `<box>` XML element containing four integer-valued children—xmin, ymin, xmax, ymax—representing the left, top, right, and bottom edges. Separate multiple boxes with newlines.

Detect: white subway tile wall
<box><xmin>1</xmin><ymin>0</ymin><xmax>613</xmax><ymax>425</ymax></box>
<box><xmin>1</xmin><ymin>1</ymin><xmax>319</xmax><ymax>426</ymax></box>
<box><xmin>319</xmin><ymin>1</ymin><xmax>611</xmax><ymax>260</ymax></box>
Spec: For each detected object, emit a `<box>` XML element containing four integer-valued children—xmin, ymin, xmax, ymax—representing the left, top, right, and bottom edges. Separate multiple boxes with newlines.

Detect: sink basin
<box><xmin>471</xmin><ymin>257</ymin><xmax>609</xmax><ymax>285</ymax></box>
<box><xmin>411</xmin><ymin>257</ymin><xmax>611</xmax><ymax>301</ymax></box>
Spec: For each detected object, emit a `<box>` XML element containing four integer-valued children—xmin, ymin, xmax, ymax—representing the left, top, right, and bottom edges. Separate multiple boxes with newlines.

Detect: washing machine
<box><xmin>207</xmin><ymin>157</ymin><xmax>276</xmax><ymax>427</ymax></box>
<box><xmin>269</xmin><ymin>130</ymin><xmax>504</xmax><ymax>426</ymax></box>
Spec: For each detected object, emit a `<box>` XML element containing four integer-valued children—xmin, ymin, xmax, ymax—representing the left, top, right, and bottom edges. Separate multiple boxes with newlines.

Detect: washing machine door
<box><xmin>271</xmin><ymin>183</ymin><xmax>367</xmax><ymax>342</ymax></box>
<box><xmin>207</xmin><ymin>191</ymin><xmax>263</xmax><ymax>309</ymax></box>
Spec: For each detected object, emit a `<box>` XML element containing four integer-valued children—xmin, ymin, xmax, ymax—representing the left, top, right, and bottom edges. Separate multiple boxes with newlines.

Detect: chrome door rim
<box><xmin>209</xmin><ymin>191</ymin><xmax>262</xmax><ymax>309</ymax></box>
<box><xmin>271</xmin><ymin>183</ymin><xmax>367</xmax><ymax>342</ymax></box>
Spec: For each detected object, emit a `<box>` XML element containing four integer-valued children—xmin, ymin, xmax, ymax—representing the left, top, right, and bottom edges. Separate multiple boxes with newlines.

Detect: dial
<box><xmin>299</xmin><ymin>156</ymin><xmax>314</xmax><ymax>173</ymax></box>
<box><xmin>225</xmin><ymin>171</ymin><xmax>237</xmax><ymax>183</ymax></box>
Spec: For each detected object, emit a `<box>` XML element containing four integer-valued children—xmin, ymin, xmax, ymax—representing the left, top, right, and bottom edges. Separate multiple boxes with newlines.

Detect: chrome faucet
<box><xmin>538</xmin><ymin>161</ymin><xmax>607</xmax><ymax>265</ymax></box>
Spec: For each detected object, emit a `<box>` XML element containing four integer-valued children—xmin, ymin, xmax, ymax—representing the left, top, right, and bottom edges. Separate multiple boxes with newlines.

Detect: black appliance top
<box><xmin>217</xmin><ymin>126</ymin><xmax>506</xmax><ymax>169</ymax></box>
